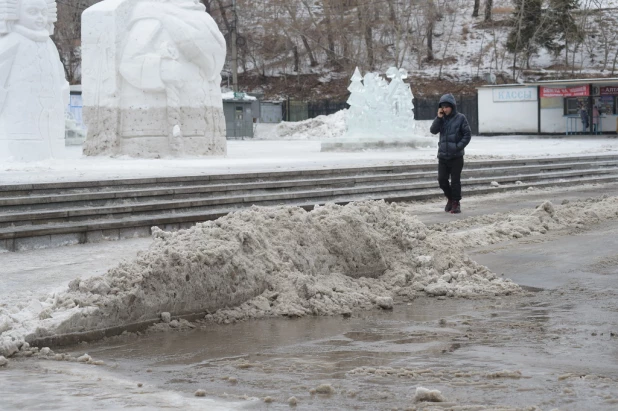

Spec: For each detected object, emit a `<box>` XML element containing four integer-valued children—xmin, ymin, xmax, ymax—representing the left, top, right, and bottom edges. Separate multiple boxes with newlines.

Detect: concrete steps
<box><xmin>1</xmin><ymin>154</ymin><xmax>617</xmax><ymax>251</ymax></box>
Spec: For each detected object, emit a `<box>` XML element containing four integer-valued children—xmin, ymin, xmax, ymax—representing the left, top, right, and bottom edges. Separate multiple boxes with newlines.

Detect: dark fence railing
<box><xmin>282</xmin><ymin>95</ymin><xmax>479</xmax><ymax>135</ymax></box>
<box><xmin>414</xmin><ymin>95</ymin><xmax>479</xmax><ymax>135</ymax></box>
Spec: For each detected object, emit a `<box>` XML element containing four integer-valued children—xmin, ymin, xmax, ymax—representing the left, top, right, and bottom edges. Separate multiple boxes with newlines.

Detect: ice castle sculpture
<box><xmin>345</xmin><ymin>66</ymin><xmax>415</xmax><ymax>138</ymax></box>
<box><xmin>322</xmin><ymin>67</ymin><xmax>429</xmax><ymax>151</ymax></box>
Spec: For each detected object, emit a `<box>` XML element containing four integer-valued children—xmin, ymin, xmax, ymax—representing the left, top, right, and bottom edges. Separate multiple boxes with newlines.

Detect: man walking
<box><xmin>429</xmin><ymin>94</ymin><xmax>472</xmax><ymax>214</ymax></box>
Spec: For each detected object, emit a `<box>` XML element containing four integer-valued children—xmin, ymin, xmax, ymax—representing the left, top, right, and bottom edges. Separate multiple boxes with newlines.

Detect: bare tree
<box><xmin>200</xmin><ymin>0</ymin><xmax>212</xmax><ymax>13</ymax></box>
<box><xmin>213</xmin><ymin>0</ymin><xmax>232</xmax><ymax>32</ymax></box>
<box><xmin>472</xmin><ymin>0</ymin><xmax>480</xmax><ymax>17</ymax></box>
<box><xmin>323</xmin><ymin>0</ymin><xmax>338</xmax><ymax>65</ymax></box>
<box><xmin>383</xmin><ymin>0</ymin><xmax>419</xmax><ymax>68</ymax></box>
<box><xmin>53</xmin><ymin>0</ymin><xmax>100</xmax><ymax>83</ymax></box>
<box><xmin>484</xmin><ymin>0</ymin><xmax>493</xmax><ymax>22</ymax></box>
<box><xmin>596</xmin><ymin>10</ymin><xmax>618</xmax><ymax>71</ymax></box>
<box><xmin>426</xmin><ymin>0</ymin><xmax>438</xmax><ymax>62</ymax></box>
<box><xmin>438</xmin><ymin>0</ymin><xmax>461</xmax><ymax>79</ymax></box>
<box><xmin>282</xmin><ymin>2</ymin><xmax>318</xmax><ymax>67</ymax></box>
<box><xmin>356</xmin><ymin>2</ymin><xmax>375</xmax><ymax>70</ymax></box>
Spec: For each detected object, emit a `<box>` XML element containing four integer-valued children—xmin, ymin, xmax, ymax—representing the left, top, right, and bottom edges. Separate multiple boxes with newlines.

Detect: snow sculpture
<box><xmin>82</xmin><ymin>0</ymin><xmax>227</xmax><ymax>158</ymax></box>
<box><xmin>0</xmin><ymin>0</ymin><xmax>69</xmax><ymax>161</ymax></box>
<box><xmin>344</xmin><ymin>66</ymin><xmax>415</xmax><ymax>138</ymax></box>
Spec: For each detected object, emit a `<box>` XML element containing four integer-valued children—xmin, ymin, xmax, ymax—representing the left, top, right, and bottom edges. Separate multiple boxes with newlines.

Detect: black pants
<box><xmin>438</xmin><ymin>157</ymin><xmax>464</xmax><ymax>201</ymax></box>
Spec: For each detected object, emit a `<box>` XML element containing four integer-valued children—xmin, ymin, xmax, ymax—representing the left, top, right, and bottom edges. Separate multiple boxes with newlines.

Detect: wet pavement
<box><xmin>2</xmin><ymin>189</ymin><xmax>618</xmax><ymax>410</ymax></box>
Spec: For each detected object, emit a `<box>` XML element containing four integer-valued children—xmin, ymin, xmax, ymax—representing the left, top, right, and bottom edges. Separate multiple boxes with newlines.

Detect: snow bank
<box><xmin>3</xmin><ymin>195</ymin><xmax>617</xmax><ymax>356</ymax></box>
<box><xmin>257</xmin><ymin>111</ymin><xmax>438</xmax><ymax>142</ymax></box>
<box><xmin>274</xmin><ymin>110</ymin><xmax>347</xmax><ymax>140</ymax></box>
<box><xmin>0</xmin><ymin>201</ymin><xmax>516</xmax><ymax>356</ymax></box>
<box><xmin>221</xmin><ymin>91</ymin><xmax>257</xmax><ymax>101</ymax></box>
<box><xmin>437</xmin><ymin>195</ymin><xmax>618</xmax><ymax>248</ymax></box>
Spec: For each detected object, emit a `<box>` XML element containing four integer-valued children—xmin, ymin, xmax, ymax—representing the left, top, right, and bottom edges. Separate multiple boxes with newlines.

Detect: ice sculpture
<box><xmin>0</xmin><ymin>0</ymin><xmax>69</xmax><ymax>161</ymax></box>
<box><xmin>65</xmin><ymin>111</ymin><xmax>86</xmax><ymax>146</ymax></box>
<box><xmin>322</xmin><ymin>66</ymin><xmax>428</xmax><ymax>151</ymax></box>
<box><xmin>81</xmin><ymin>0</ymin><xmax>227</xmax><ymax>157</ymax></box>
<box><xmin>345</xmin><ymin>66</ymin><xmax>415</xmax><ymax>138</ymax></box>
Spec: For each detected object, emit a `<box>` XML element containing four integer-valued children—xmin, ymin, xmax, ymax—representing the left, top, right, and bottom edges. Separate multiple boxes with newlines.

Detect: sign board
<box><xmin>540</xmin><ymin>85</ymin><xmax>589</xmax><ymax>98</ymax></box>
<box><xmin>234</xmin><ymin>92</ymin><xmax>246</xmax><ymax>99</ymax></box>
<box><xmin>599</xmin><ymin>86</ymin><xmax>618</xmax><ymax>96</ymax></box>
<box><xmin>492</xmin><ymin>87</ymin><xmax>537</xmax><ymax>102</ymax></box>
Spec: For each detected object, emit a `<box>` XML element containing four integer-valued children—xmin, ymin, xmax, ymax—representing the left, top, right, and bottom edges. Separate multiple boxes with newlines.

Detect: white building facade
<box><xmin>478</xmin><ymin>79</ymin><xmax>618</xmax><ymax>135</ymax></box>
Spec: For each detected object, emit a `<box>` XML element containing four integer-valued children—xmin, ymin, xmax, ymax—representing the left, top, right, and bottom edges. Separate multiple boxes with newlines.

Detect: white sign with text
<box><xmin>492</xmin><ymin>87</ymin><xmax>538</xmax><ymax>103</ymax></box>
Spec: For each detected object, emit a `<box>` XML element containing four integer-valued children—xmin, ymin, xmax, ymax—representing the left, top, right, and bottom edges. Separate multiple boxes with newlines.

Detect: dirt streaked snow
<box><xmin>3</xmin><ymin>194</ymin><xmax>618</xmax><ymax>357</ymax></box>
<box><xmin>0</xmin><ymin>200</ymin><xmax>520</xmax><ymax>357</ymax></box>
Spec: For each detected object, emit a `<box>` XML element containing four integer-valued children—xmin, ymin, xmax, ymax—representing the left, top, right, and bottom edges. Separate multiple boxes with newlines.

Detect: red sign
<box><xmin>540</xmin><ymin>85</ymin><xmax>590</xmax><ymax>98</ymax></box>
<box><xmin>600</xmin><ymin>86</ymin><xmax>618</xmax><ymax>96</ymax></box>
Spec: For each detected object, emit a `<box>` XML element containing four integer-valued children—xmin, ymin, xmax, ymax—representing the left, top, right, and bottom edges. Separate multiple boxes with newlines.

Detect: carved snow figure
<box><xmin>82</xmin><ymin>0</ymin><xmax>227</xmax><ymax>158</ymax></box>
<box><xmin>0</xmin><ymin>0</ymin><xmax>69</xmax><ymax>161</ymax></box>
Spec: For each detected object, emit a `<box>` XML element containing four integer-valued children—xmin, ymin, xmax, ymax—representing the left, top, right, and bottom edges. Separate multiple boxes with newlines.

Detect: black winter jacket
<box><xmin>429</xmin><ymin>94</ymin><xmax>472</xmax><ymax>160</ymax></box>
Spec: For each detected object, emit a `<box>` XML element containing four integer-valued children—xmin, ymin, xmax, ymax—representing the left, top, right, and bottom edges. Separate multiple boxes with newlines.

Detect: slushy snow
<box><xmin>414</xmin><ymin>387</ymin><xmax>445</xmax><ymax>402</ymax></box>
<box><xmin>0</xmin><ymin>200</ymin><xmax>517</xmax><ymax>356</ymax></box>
<box><xmin>2</xmin><ymin>195</ymin><xmax>618</xmax><ymax>356</ymax></box>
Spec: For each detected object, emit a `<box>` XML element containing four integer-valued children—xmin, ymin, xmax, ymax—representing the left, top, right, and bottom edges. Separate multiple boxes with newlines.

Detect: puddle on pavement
<box><xmin>37</xmin><ymin>293</ymin><xmax>612</xmax><ymax>410</ymax></box>
<box><xmin>3</xmin><ymin>290</ymin><xmax>618</xmax><ymax>410</ymax></box>
<box><xmin>0</xmin><ymin>292</ymin><xmax>618</xmax><ymax>410</ymax></box>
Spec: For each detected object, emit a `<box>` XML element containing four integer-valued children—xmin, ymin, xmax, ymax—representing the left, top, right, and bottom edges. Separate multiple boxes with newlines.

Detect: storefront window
<box><xmin>564</xmin><ymin>97</ymin><xmax>588</xmax><ymax>115</ymax></box>
<box><xmin>595</xmin><ymin>96</ymin><xmax>616</xmax><ymax>115</ymax></box>
<box><xmin>599</xmin><ymin>85</ymin><xmax>618</xmax><ymax>114</ymax></box>
<box><xmin>564</xmin><ymin>96</ymin><xmax>617</xmax><ymax>115</ymax></box>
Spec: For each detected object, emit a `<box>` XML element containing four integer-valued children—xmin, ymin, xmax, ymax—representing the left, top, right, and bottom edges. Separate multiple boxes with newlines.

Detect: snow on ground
<box><xmin>263</xmin><ymin>110</ymin><xmax>347</xmax><ymax>140</ymax></box>
<box><xmin>254</xmin><ymin>113</ymin><xmax>437</xmax><ymax>141</ymax></box>
<box><xmin>3</xmin><ymin>111</ymin><xmax>618</xmax><ymax>357</ymax></box>
<box><xmin>0</xmin><ymin>238</ymin><xmax>150</xmax><ymax>314</ymax></box>
<box><xmin>0</xmin><ymin>200</ymin><xmax>520</xmax><ymax>356</ymax></box>
<box><xmin>2</xmin><ymin>129</ymin><xmax>618</xmax><ymax>185</ymax></box>
<box><xmin>3</xmin><ymin>193</ymin><xmax>618</xmax><ymax>358</ymax></box>
<box><xmin>221</xmin><ymin>91</ymin><xmax>257</xmax><ymax>101</ymax></box>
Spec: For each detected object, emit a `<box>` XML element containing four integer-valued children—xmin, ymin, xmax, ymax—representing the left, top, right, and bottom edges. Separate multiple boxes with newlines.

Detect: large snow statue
<box><xmin>345</xmin><ymin>66</ymin><xmax>415</xmax><ymax>138</ymax></box>
<box><xmin>81</xmin><ymin>0</ymin><xmax>227</xmax><ymax>157</ymax></box>
<box><xmin>0</xmin><ymin>0</ymin><xmax>69</xmax><ymax>161</ymax></box>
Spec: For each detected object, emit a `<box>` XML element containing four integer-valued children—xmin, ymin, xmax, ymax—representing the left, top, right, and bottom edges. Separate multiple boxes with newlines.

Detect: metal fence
<box><xmin>283</xmin><ymin>99</ymin><xmax>349</xmax><ymax>122</ymax></box>
<box><xmin>272</xmin><ymin>95</ymin><xmax>480</xmax><ymax>135</ymax></box>
<box><xmin>308</xmin><ymin>100</ymin><xmax>349</xmax><ymax>118</ymax></box>
<box><xmin>261</xmin><ymin>102</ymin><xmax>283</xmax><ymax>123</ymax></box>
<box><xmin>413</xmin><ymin>95</ymin><xmax>479</xmax><ymax>135</ymax></box>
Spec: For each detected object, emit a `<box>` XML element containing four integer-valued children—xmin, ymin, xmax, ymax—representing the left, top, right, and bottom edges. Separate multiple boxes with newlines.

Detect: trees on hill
<box><xmin>51</xmin><ymin>0</ymin><xmax>618</xmax><ymax>85</ymax></box>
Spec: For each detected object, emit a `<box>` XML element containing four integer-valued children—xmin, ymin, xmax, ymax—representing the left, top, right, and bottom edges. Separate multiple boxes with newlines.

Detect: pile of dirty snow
<box><xmin>0</xmin><ymin>201</ymin><xmax>517</xmax><ymax>356</ymax></box>
<box><xmin>3</xmin><ymin>196</ymin><xmax>618</xmax><ymax>356</ymax></box>
<box><xmin>439</xmin><ymin>195</ymin><xmax>618</xmax><ymax>248</ymax></box>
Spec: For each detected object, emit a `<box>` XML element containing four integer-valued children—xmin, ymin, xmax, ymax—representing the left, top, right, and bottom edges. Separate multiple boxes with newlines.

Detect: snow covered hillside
<box><xmin>228</xmin><ymin>0</ymin><xmax>618</xmax><ymax>98</ymax></box>
<box><xmin>53</xmin><ymin>1</ymin><xmax>618</xmax><ymax>97</ymax></box>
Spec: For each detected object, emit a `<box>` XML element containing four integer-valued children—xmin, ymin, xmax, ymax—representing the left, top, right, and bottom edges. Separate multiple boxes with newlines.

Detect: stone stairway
<box><xmin>1</xmin><ymin>154</ymin><xmax>617</xmax><ymax>251</ymax></box>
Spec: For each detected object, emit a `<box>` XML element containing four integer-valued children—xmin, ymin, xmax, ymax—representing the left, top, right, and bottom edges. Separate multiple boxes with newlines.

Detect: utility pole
<box><xmin>231</xmin><ymin>0</ymin><xmax>238</xmax><ymax>92</ymax></box>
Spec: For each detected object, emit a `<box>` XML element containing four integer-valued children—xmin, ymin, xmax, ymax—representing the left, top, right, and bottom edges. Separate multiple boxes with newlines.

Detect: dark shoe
<box><xmin>444</xmin><ymin>198</ymin><xmax>453</xmax><ymax>212</ymax></box>
<box><xmin>450</xmin><ymin>201</ymin><xmax>461</xmax><ymax>214</ymax></box>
